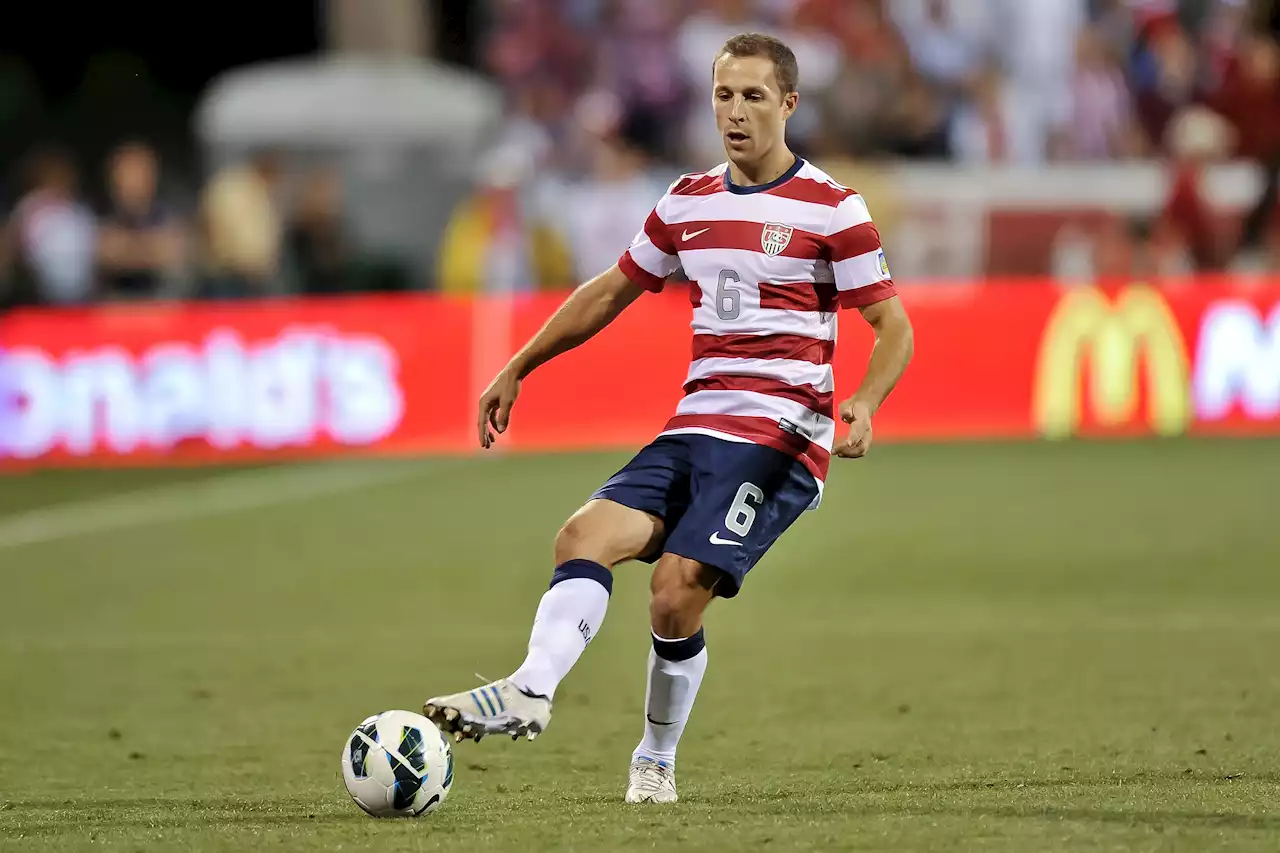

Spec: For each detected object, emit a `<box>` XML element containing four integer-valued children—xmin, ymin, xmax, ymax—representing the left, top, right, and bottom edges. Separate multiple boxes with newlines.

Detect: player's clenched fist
<box><xmin>478</xmin><ymin>368</ymin><xmax>521</xmax><ymax>449</ymax></box>
<box><xmin>834</xmin><ymin>398</ymin><xmax>872</xmax><ymax>459</ymax></box>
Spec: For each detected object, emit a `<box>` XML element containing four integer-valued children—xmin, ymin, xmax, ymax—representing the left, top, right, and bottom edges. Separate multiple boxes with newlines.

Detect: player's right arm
<box><xmin>477</xmin><ymin>190</ymin><xmax>684</xmax><ymax>448</ymax></box>
<box><xmin>477</xmin><ymin>264</ymin><xmax>645</xmax><ymax>447</ymax></box>
<box><xmin>478</xmin><ymin>191</ymin><xmax>683</xmax><ymax>447</ymax></box>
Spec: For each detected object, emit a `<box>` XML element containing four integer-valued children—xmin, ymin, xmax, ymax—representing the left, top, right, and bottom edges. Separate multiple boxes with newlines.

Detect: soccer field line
<box><xmin>0</xmin><ymin>458</ymin><xmax>461</xmax><ymax>552</ymax></box>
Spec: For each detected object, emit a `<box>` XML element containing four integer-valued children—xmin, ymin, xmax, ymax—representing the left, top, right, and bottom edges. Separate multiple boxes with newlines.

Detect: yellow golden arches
<box><xmin>1034</xmin><ymin>285</ymin><xmax>1191</xmax><ymax>439</ymax></box>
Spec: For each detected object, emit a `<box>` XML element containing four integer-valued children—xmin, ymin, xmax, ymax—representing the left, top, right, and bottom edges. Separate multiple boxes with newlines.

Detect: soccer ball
<box><xmin>341</xmin><ymin>710</ymin><xmax>454</xmax><ymax>817</ymax></box>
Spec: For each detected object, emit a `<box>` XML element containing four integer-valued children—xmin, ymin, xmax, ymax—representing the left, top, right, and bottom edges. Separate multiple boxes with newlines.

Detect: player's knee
<box><xmin>554</xmin><ymin>513</ymin><xmax>599</xmax><ymax>565</ymax></box>
<box><xmin>554</xmin><ymin>501</ymin><xmax>661</xmax><ymax>569</ymax></box>
<box><xmin>553</xmin><ymin>511</ymin><xmax>631</xmax><ymax>569</ymax></box>
<box><xmin>649</xmin><ymin>557</ymin><xmax>715</xmax><ymax>638</ymax></box>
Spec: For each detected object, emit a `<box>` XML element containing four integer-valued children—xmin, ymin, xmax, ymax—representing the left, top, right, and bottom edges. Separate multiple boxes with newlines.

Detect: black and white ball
<box><xmin>341</xmin><ymin>710</ymin><xmax>454</xmax><ymax>817</ymax></box>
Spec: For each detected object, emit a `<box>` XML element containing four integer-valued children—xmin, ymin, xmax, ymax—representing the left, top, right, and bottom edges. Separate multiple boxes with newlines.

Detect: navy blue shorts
<box><xmin>591</xmin><ymin>434</ymin><xmax>820</xmax><ymax>598</ymax></box>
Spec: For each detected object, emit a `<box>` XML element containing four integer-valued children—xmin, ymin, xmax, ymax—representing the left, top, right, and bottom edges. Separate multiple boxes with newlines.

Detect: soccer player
<box><xmin>425</xmin><ymin>32</ymin><xmax>914</xmax><ymax>804</ymax></box>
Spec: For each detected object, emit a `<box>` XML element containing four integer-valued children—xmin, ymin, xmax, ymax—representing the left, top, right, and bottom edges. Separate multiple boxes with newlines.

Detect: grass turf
<box><xmin>1</xmin><ymin>438</ymin><xmax>1277</xmax><ymax>851</ymax></box>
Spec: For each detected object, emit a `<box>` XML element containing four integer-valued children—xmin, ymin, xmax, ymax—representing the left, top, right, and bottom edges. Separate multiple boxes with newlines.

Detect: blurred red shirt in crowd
<box><xmin>1209</xmin><ymin>33</ymin><xmax>1280</xmax><ymax>162</ymax></box>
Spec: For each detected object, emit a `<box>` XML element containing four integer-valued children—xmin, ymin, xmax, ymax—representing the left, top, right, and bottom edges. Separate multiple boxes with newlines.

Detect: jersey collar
<box><xmin>722</xmin><ymin>156</ymin><xmax>804</xmax><ymax>195</ymax></box>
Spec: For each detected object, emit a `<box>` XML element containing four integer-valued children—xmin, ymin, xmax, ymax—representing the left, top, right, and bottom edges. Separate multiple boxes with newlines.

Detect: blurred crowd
<box><xmin>3</xmin><ymin>0</ymin><xmax>1280</xmax><ymax>307</ymax></box>
<box><xmin>0</xmin><ymin>140</ymin><xmax>401</xmax><ymax>309</ymax></box>
<box><xmin>481</xmin><ymin>0</ymin><xmax>1280</xmax><ymax>167</ymax></box>
<box><xmin>452</xmin><ymin>0</ymin><xmax>1280</xmax><ymax>288</ymax></box>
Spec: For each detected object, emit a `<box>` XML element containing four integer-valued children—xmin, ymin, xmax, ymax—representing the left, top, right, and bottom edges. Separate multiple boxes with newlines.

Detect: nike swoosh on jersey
<box><xmin>681</xmin><ymin>227</ymin><xmax>710</xmax><ymax>241</ymax></box>
<box><xmin>708</xmin><ymin>532</ymin><xmax>742</xmax><ymax>547</ymax></box>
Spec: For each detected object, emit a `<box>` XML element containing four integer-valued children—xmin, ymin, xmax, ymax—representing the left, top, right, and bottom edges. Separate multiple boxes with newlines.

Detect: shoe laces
<box><xmin>632</xmin><ymin>758</ymin><xmax>675</xmax><ymax>789</ymax></box>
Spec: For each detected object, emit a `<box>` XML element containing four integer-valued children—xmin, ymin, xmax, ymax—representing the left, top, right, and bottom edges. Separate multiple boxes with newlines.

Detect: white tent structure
<box><xmin>194</xmin><ymin>57</ymin><xmax>504</xmax><ymax>287</ymax></box>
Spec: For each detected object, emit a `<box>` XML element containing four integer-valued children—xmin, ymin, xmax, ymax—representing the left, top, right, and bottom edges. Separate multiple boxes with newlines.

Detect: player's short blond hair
<box><xmin>716</xmin><ymin>33</ymin><xmax>799</xmax><ymax>95</ymax></box>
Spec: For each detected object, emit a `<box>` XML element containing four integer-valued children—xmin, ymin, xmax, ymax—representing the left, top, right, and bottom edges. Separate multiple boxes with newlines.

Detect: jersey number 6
<box><xmin>716</xmin><ymin>270</ymin><xmax>742</xmax><ymax>321</ymax></box>
<box><xmin>725</xmin><ymin>482</ymin><xmax>764</xmax><ymax>536</ymax></box>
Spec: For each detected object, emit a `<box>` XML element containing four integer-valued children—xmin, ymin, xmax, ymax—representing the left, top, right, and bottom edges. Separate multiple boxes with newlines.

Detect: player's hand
<box><xmin>477</xmin><ymin>367</ymin><xmax>521</xmax><ymax>449</ymax></box>
<box><xmin>834</xmin><ymin>398</ymin><xmax>873</xmax><ymax>459</ymax></box>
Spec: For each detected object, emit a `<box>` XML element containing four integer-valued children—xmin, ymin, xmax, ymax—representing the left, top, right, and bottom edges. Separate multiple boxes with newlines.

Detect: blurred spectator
<box><xmin>96</xmin><ymin>141</ymin><xmax>186</xmax><ymax>300</ymax></box>
<box><xmin>891</xmin><ymin>0</ymin><xmax>986</xmax><ymax>99</ymax></box>
<box><xmin>1215</xmin><ymin>31</ymin><xmax>1280</xmax><ymax>260</ymax></box>
<box><xmin>198</xmin><ymin>149</ymin><xmax>284</xmax><ymax>299</ymax></box>
<box><xmin>1089</xmin><ymin>215</ymin><xmax>1138</xmax><ymax>279</ymax></box>
<box><xmin>285</xmin><ymin>166</ymin><xmax>351</xmax><ymax>295</ymax></box>
<box><xmin>496</xmin><ymin>81</ymin><xmax>567</xmax><ymax>175</ymax></box>
<box><xmin>1209</xmin><ymin>30</ymin><xmax>1280</xmax><ymax>160</ymax></box>
<box><xmin>1090</xmin><ymin>0</ymin><xmax>1139</xmax><ymax>62</ymax></box>
<box><xmin>990</xmin><ymin>0</ymin><xmax>1086</xmax><ymax>162</ymax></box>
<box><xmin>1068</xmin><ymin>26</ymin><xmax>1142</xmax><ymax>159</ymax></box>
<box><xmin>1200</xmin><ymin>0</ymin><xmax>1253</xmax><ymax>91</ymax></box>
<box><xmin>437</xmin><ymin>147</ymin><xmax>572</xmax><ymax>295</ymax></box>
<box><xmin>819</xmin><ymin>47</ymin><xmax>912</xmax><ymax>158</ymax></box>
<box><xmin>831</xmin><ymin>0</ymin><xmax>909</xmax><ymax>72</ymax></box>
<box><xmin>1139</xmin><ymin>214</ymin><xmax>1197</xmax><ymax>277</ymax></box>
<box><xmin>1131</xmin><ymin>22</ymin><xmax>1199</xmax><ymax>151</ymax></box>
<box><xmin>1084</xmin><ymin>214</ymin><xmax>1190</xmax><ymax>281</ymax></box>
<box><xmin>1160</xmin><ymin>104</ymin><xmax>1235</xmax><ymax>270</ymax></box>
<box><xmin>815</xmin><ymin>1</ymin><xmax>912</xmax><ymax>157</ymax></box>
<box><xmin>485</xmin><ymin>0</ymin><xmax>592</xmax><ymax>97</ymax></box>
<box><xmin>549</xmin><ymin>124</ymin><xmax>673</xmax><ymax>282</ymax></box>
<box><xmin>892</xmin><ymin>0</ymin><xmax>1085</xmax><ymax>163</ymax></box>
<box><xmin>590</xmin><ymin>0</ymin><xmax>687</xmax><ymax>160</ymax></box>
<box><xmin>882</xmin><ymin>70</ymin><xmax>951</xmax><ymax>159</ymax></box>
<box><xmin>3</xmin><ymin>145</ymin><xmax>96</xmax><ymax>306</ymax></box>
<box><xmin>949</xmin><ymin>65</ymin><xmax>1016</xmax><ymax>163</ymax></box>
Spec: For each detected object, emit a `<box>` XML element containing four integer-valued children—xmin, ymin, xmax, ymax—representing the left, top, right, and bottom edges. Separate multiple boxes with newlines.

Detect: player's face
<box><xmin>712</xmin><ymin>55</ymin><xmax>798</xmax><ymax>166</ymax></box>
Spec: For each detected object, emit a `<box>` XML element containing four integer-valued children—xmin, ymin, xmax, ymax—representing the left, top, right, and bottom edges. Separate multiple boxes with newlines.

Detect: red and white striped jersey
<box><xmin>616</xmin><ymin>158</ymin><xmax>896</xmax><ymax>498</ymax></box>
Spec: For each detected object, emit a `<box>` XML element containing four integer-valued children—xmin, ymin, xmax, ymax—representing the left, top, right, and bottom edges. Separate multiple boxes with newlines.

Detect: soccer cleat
<box><xmin>423</xmin><ymin>678</ymin><xmax>551</xmax><ymax>743</ymax></box>
<box><xmin>624</xmin><ymin>757</ymin><xmax>678</xmax><ymax>804</ymax></box>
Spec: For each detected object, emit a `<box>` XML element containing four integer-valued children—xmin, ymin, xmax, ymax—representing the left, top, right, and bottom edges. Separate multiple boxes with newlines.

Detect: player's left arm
<box><xmin>824</xmin><ymin>193</ymin><xmax>915</xmax><ymax>459</ymax></box>
<box><xmin>835</xmin><ymin>295</ymin><xmax>914</xmax><ymax>459</ymax></box>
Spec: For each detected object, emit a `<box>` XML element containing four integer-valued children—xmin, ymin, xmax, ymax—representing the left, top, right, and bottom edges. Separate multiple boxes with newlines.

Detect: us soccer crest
<box><xmin>761</xmin><ymin>222</ymin><xmax>793</xmax><ymax>256</ymax></box>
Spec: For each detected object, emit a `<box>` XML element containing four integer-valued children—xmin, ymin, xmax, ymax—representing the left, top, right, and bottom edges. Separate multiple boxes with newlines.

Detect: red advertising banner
<box><xmin>2</xmin><ymin>279</ymin><xmax>1278</xmax><ymax>468</ymax></box>
<box><xmin>0</xmin><ymin>295</ymin><xmax>474</xmax><ymax>466</ymax></box>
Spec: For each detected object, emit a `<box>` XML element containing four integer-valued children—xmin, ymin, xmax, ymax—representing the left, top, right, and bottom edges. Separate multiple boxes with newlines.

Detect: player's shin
<box><xmin>509</xmin><ymin>560</ymin><xmax>612</xmax><ymax>700</ymax></box>
<box><xmin>633</xmin><ymin>629</ymin><xmax>707</xmax><ymax>766</ymax></box>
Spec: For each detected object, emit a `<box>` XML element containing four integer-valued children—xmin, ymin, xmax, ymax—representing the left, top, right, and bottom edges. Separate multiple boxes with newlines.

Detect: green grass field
<box><xmin>2</xmin><ymin>438</ymin><xmax>1278</xmax><ymax>851</ymax></box>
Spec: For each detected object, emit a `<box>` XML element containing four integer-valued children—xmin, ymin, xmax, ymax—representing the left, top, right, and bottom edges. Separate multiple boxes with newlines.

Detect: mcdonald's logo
<box><xmin>1034</xmin><ymin>285</ymin><xmax>1191</xmax><ymax>439</ymax></box>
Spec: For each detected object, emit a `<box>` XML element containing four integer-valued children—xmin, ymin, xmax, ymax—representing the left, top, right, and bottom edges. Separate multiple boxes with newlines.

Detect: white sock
<box><xmin>633</xmin><ymin>629</ymin><xmax>707</xmax><ymax>767</ymax></box>
<box><xmin>509</xmin><ymin>561</ymin><xmax>612</xmax><ymax>700</ymax></box>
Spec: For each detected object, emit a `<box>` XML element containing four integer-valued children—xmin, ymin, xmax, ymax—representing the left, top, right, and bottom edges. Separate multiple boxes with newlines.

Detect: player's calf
<box><xmin>627</xmin><ymin>554</ymin><xmax>713</xmax><ymax>790</ymax></box>
<box><xmin>648</xmin><ymin>554</ymin><xmax>718</xmax><ymax>639</ymax></box>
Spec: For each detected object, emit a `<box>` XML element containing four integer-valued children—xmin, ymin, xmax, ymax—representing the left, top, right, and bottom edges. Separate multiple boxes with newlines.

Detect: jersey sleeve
<box><xmin>618</xmin><ymin>194</ymin><xmax>681</xmax><ymax>293</ymax></box>
<box><xmin>824</xmin><ymin>194</ymin><xmax>897</xmax><ymax>309</ymax></box>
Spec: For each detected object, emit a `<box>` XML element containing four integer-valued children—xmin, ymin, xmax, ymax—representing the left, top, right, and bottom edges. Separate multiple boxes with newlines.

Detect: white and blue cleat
<box><xmin>424</xmin><ymin>678</ymin><xmax>552</xmax><ymax>744</ymax></box>
<box><xmin>625</xmin><ymin>756</ymin><xmax>678</xmax><ymax>803</ymax></box>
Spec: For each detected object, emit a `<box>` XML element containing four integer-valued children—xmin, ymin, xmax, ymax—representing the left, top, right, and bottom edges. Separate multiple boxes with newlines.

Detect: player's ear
<box><xmin>781</xmin><ymin>91</ymin><xmax>799</xmax><ymax>119</ymax></box>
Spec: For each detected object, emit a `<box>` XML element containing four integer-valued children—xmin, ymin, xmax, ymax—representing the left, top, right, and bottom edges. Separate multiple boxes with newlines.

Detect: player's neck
<box><xmin>727</xmin><ymin>147</ymin><xmax>798</xmax><ymax>188</ymax></box>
